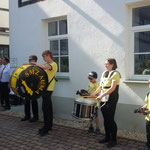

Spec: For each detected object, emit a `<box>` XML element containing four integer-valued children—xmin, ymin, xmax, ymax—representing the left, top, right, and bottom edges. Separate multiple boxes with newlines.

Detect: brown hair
<box><xmin>42</xmin><ymin>50</ymin><xmax>53</xmax><ymax>59</ymax></box>
<box><xmin>29</xmin><ymin>55</ymin><xmax>38</xmax><ymax>62</ymax></box>
<box><xmin>107</xmin><ymin>58</ymin><xmax>117</xmax><ymax>70</ymax></box>
<box><xmin>3</xmin><ymin>57</ymin><xmax>9</xmax><ymax>63</ymax></box>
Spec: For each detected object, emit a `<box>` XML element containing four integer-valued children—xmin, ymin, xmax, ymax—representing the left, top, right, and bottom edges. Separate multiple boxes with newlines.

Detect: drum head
<box><xmin>16</xmin><ymin>66</ymin><xmax>48</xmax><ymax>99</ymax></box>
<box><xmin>75</xmin><ymin>97</ymin><xmax>96</xmax><ymax>105</ymax></box>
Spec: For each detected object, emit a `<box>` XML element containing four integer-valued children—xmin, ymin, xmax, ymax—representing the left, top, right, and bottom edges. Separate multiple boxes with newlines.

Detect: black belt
<box><xmin>103</xmin><ymin>86</ymin><xmax>111</xmax><ymax>89</ymax></box>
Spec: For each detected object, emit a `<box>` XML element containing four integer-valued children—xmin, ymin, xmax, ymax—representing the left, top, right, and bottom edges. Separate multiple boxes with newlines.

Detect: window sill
<box><xmin>56</xmin><ymin>75</ymin><xmax>70</xmax><ymax>80</ymax></box>
<box><xmin>123</xmin><ymin>80</ymin><xmax>148</xmax><ymax>84</ymax></box>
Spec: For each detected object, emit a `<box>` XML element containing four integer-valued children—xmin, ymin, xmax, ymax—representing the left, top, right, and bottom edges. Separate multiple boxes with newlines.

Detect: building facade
<box><xmin>9</xmin><ymin>0</ymin><xmax>150</xmax><ymax>133</ymax></box>
<box><xmin>0</xmin><ymin>0</ymin><xmax>9</xmax><ymax>58</ymax></box>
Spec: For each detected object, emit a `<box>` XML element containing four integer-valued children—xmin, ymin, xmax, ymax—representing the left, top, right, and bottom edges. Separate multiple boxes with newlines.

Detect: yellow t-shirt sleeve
<box><xmin>111</xmin><ymin>72</ymin><xmax>120</xmax><ymax>85</ymax></box>
<box><xmin>145</xmin><ymin>95</ymin><xmax>148</xmax><ymax>103</ymax></box>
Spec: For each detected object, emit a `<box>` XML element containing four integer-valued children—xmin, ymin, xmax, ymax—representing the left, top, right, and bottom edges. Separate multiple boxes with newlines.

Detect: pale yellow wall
<box><xmin>0</xmin><ymin>0</ymin><xmax>9</xmax><ymax>8</ymax></box>
<box><xmin>0</xmin><ymin>0</ymin><xmax>9</xmax><ymax>44</ymax></box>
<box><xmin>0</xmin><ymin>34</ymin><xmax>9</xmax><ymax>45</ymax></box>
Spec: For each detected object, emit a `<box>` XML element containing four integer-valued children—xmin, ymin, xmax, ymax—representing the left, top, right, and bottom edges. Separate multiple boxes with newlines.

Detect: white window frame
<box><xmin>46</xmin><ymin>16</ymin><xmax>69</xmax><ymax>77</ymax></box>
<box><xmin>128</xmin><ymin>3</ymin><xmax>150</xmax><ymax>81</ymax></box>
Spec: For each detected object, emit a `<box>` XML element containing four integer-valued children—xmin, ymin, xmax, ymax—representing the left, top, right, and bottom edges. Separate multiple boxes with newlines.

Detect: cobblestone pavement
<box><xmin>0</xmin><ymin>112</ymin><xmax>146</xmax><ymax>150</ymax></box>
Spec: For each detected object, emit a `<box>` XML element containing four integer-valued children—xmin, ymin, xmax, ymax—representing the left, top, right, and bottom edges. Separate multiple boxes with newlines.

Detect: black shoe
<box><xmin>21</xmin><ymin>117</ymin><xmax>31</xmax><ymax>121</ymax></box>
<box><xmin>93</xmin><ymin>128</ymin><xmax>101</xmax><ymax>136</ymax></box>
<box><xmin>38</xmin><ymin>127</ymin><xmax>52</xmax><ymax>133</ymax></box>
<box><xmin>139</xmin><ymin>146</ymin><xmax>150</xmax><ymax>150</ymax></box>
<box><xmin>39</xmin><ymin>129</ymin><xmax>49</xmax><ymax>136</ymax></box>
<box><xmin>29</xmin><ymin>117</ymin><xmax>39</xmax><ymax>122</ymax></box>
<box><xmin>98</xmin><ymin>138</ymin><xmax>110</xmax><ymax>143</ymax></box>
<box><xmin>3</xmin><ymin>106</ymin><xmax>10</xmax><ymax>110</ymax></box>
<box><xmin>85</xmin><ymin>126</ymin><xmax>94</xmax><ymax>134</ymax></box>
<box><xmin>107</xmin><ymin>141</ymin><xmax>117</xmax><ymax>148</ymax></box>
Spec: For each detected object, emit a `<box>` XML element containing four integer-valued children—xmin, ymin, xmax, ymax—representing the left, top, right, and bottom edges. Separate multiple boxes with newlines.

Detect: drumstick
<box><xmin>79</xmin><ymin>96</ymin><xmax>97</xmax><ymax>98</ymax></box>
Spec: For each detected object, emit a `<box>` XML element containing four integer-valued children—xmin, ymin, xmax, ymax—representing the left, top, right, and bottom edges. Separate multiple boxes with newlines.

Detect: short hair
<box><xmin>106</xmin><ymin>58</ymin><xmax>118</xmax><ymax>70</ymax></box>
<box><xmin>42</xmin><ymin>50</ymin><xmax>53</xmax><ymax>59</ymax></box>
<box><xmin>3</xmin><ymin>57</ymin><xmax>9</xmax><ymax>63</ymax></box>
<box><xmin>29</xmin><ymin>55</ymin><xmax>38</xmax><ymax>62</ymax></box>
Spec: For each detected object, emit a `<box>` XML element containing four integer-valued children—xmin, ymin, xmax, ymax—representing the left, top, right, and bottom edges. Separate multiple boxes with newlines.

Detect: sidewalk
<box><xmin>0</xmin><ymin>111</ymin><xmax>145</xmax><ymax>150</ymax></box>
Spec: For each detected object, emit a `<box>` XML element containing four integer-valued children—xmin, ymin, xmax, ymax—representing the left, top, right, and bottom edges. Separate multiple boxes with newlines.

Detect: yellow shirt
<box><xmin>45</xmin><ymin>61</ymin><xmax>58</xmax><ymax>91</ymax></box>
<box><xmin>100</xmin><ymin>71</ymin><xmax>120</xmax><ymax>93</ymax></box>
<box><xmin>145</xmin><ymin>93</ymin><xmax>150</xmax><ymax>121</ymax></box>
<box><xmin>87</xmin><ymin>82</ymin><xmax>99</xmax><ymax>94</ymax></box>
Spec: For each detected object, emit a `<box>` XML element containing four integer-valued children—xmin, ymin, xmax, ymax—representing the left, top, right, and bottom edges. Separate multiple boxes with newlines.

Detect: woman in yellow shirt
<box><xmin>91</xmin><ymin>58</ymin><xmax>121</xmax><ymax>148</ymax></box>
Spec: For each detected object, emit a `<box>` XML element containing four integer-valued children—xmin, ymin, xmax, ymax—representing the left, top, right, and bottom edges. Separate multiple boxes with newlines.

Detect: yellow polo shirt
<box><xmin>145</xmin><ymin>93</ymin><xmax>150</xmax><ymax>121</ymax></box>
<box><xmin>87</xmin><ymin>82</ymin><xmax>99</xmax><ymax>94</ymax></box>
<box><xmin>45</xmin><ymin>61</ymin><xmax>58</xmax><ymax>91</ymax></box>
<box><xmin>100</xmin><ymin>71</ymin><xmax>120</xmax><ymax>93</ymax></box>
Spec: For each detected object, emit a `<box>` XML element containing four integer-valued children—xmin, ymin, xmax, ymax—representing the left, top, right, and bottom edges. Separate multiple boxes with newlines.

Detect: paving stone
<box><xmin>0</xmin><ymin>112</ymin><xmax>147</xmax><ymax>150</ymax></box>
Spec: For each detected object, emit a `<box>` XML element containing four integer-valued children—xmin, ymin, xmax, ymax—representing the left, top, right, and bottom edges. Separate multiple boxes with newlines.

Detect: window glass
<box><xmin>132</xmin><ymin>6</ymin><xmax>150</xmax><ymax>26</ymax></box>
<box><xmin>134</xmin><ymin>31</ymin><xmax>150</xmax><ymax>53</ymax></box>
<box><xmin>0</xmin><ymin>46</ymin><xmax>9</xmax><ymax>58</ymax></box>
<box><xmin>60</xmin><ymin>57</ymin><xmax>69</xmax><ymax>72</ymax></box>
<box><xmin>50</xmin><ymin>40</ymin><xmax>59</xmax><ymax>55</ymax></box>
<box><xmin>53</xmin><ymin>57</ymin><xmax>59</xmax><ymax>72</ymax></box>
<box><xmin>60</xmin><ymin>39</ymin><xmax>68</xmax><ymax>55</ymax></box>
<box><xmin>48</xmin><ymin>21</ymin><xmax>57</xmax><ymax>36</ymax></box>
<box><xmin>134</xmin><ymin>54</ymin><xmax>150</xmax><ymax>75</ymax></box>
<box><xmin>48</xmin><ymin>18</ymin><xmax>68</xmax><ymax>73</ymax></box>
<box><xmin>59</xmin><ymin>20</ymin><xmax>67</xmax><ymax>35</ymax></box>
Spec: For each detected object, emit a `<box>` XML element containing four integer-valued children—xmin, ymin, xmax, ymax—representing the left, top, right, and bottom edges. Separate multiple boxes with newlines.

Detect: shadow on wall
<box><xmin>63</xmin><ymin>0</ymin><xmax>123</xmax><ymax>47</ymax></box>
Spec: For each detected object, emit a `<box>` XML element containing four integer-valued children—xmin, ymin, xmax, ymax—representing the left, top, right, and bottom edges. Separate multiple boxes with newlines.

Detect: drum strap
<box><xmin>46</xmin><ymin>75</ymin><xmax>57</xmax><ymax>89</ymax></box>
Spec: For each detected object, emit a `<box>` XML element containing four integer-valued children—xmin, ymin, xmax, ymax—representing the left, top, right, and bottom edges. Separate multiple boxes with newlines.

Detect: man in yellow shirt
<box><xmin>32</xmin><ymin>50</ymin><xmax>57</xmax><ymax>136</ymax></box>
<box><xmin>79</xmin><ymin>71</ymin><xmax>101</xmax><ymax>135</ymax></box>
<box><xmin>140</xmin><ymin>80</ymin><xmax>150</xmax><ymax>150</ymax></box>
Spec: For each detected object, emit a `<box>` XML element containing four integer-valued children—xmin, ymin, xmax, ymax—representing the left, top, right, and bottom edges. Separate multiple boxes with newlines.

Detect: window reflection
<box><xmin>60</xmin><ymin>57</ymin><xmax>69</xmax><ymax>72</ymax></box>
<box><xmin>134</xmin><ymin>31</ymin><xmax>150</xmax><ymax>53</ymax></box>
<box><xmin>60</xmin><ymin>39</ymin><xmax>68</xmax><ymax>55</ymax></box>
<box><xmin>59</xmin><ymin>20</ymin><xmax>67</xmax><ymax>35</ymax></box>
<box><xmin>134</xmin><ymin>54</ymin><xmax>150</xmax><ymax>75</ymax></box>
<box><xmin>132</xmin><ymin>6</ymin><xmax>150</xmax><ymax>26</ymax></box>
<box><xmin>48</xmin><ymin>22</ymin><xmax>57</xmax><ymax>36</ymax></box>
<box><xmin>50</xmin><ymin>40</ymin><xmax>58</xmax><ymax>55</ymax></box>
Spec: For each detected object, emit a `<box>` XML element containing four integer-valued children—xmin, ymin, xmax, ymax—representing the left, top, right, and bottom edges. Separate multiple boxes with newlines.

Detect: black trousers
<box><xmin>146</xmin><ymin>120</ymin><xmax>150</xmax><ymax>148</ymax></box>
<box><xmin>0</xmin><ymin>82</ymin><xmax>4</xmax><ymax>105</ymax></box>
<box><xmin>101</xmin><ymin>93</ymin><xmax>118</xmax><ymax>142</ymax></box>
<box><xmin>24</xmin><ymin>99</ymin><xmax>39</xmax><ymax>119</ymax></box>
<box><xmin>0</xmin><ymin>82</ymin><xmax>10</xmax><ymax>107</ymax></box>
<box><xmin>42</xmin><ymin>91</ymin><xmax>53</xmax><ymax>131</ymax></box>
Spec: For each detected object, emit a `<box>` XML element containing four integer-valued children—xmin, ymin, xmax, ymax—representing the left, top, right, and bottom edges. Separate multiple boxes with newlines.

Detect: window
<box><xmin>48</xmin><ymin>19</ymin><xmax>69</xmax><ymax>73</ymax></box>
<box><xmin>0</xmin><ymin>45</ymin><xmax>9</xmax><ymax>58</ymax></box>
<box><xmin>131</xmin><ymin>5</ymin><xmax>150</xmax><ymax>77</ymax></box>
<box><xmin>18</xmin><ymin>0</ymin><xmax>45</xmax><ymax>7</ymax></box>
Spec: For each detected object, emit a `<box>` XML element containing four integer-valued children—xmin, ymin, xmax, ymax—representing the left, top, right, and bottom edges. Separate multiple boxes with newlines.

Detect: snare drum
<box><xmin>10</xmin><ymin>64</ymin><xmax>48</xmax><ymax>100</ymax></box>
<box><xmin>72</xmin><ymin>97</ymin><xmax>96</xmax><ymax>120</ymax></box>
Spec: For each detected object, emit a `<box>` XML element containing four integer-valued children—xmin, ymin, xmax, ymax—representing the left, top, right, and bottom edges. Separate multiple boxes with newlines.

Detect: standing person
<box><xmin>0</xmin><ymin>57</ymin><xmax>10</xmax><ymax>110</ymax></box>
<box><xmin>0</xmin><ymin>58</ymin><xmax>4</xmax><ymax>106</ymax></box>
<box><xmin>91</xmin><ymin>58</ymin><xmax>121</xmax><ymax>148</ymax></box>
<box><xmin>82</xmin><ymin>71</ymin><xmax>101</xmax><ymax>135</ymax></box>
<box><xmin>21</xmin><ymin>55</ymin><xmax>39</xmax><ymax>122</ymax></box>
<box><xmin>138</xmin><ymin>79</ymin><xmax>150</xmax><ymax>150</ymax></box>
<box><xmin>31</xmin><ymin>50</ymin><xmax>57</xmax><ymax>136</ymax></box>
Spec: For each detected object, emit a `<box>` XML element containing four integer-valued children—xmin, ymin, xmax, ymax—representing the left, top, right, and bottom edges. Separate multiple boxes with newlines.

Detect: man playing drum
<box><xmin>78</xmin><ymin>71</ymin><xmax>101</xmax><ymax>135</ymax></box>
<box><xmin>21</xmin><ymin>55</ymin><xmax>39</xmax><ymax>122</ymax></box>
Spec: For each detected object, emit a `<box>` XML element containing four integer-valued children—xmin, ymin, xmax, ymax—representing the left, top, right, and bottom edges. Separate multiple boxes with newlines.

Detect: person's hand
<box><xmin>96</xmin><ymin>95</ymin><xmax>103</xmax><ymax>101</ymax></box>
<box><xmin>90</xmin><ymin>93</ymin><xmax>95</xmax><ymax>98</ymax></box>
<box><xmin>30</xmin><ymin>62</ymin><xmax>36</xmax><ymax>65</ymax></box>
